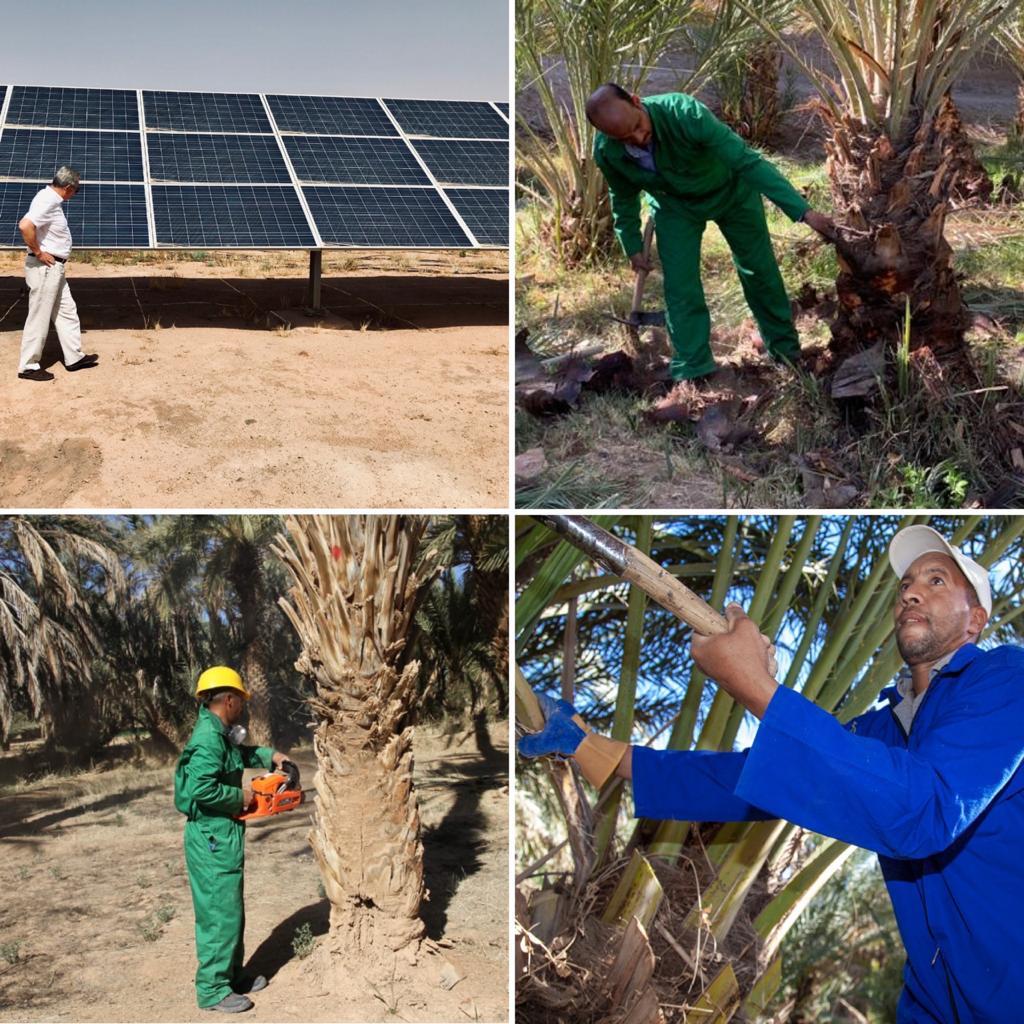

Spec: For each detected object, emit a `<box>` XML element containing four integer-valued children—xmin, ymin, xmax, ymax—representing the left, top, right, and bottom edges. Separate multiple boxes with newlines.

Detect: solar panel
<box><xmin>412</xmin><ymin>139</ymin><xmax>507</xmax><ymax>186</ymax></box>
<box><xmin>146</xmin><ymin>133</ymin><xmax>290</xmax><ymax>183</ymax></box>
<box><xmin>0</xmin><ymin>182</ymin><xmax>44</xmax><ymax>246</ymax></box>
<box><xmin>444</xmin><ymin>188</ymin><xmax>507</xmax><ymax>246</ymax></box>
<box><xmin>0</xmin><ymin>84</ymin><xmax>509</xmax><ymax>250</ymax></box>
<box><xmin>151</xmin><ymin>185</ymin><xmax>315</xmax><ymax>247</ymax></box>
<box><xmin>495</xmin><ymin>103</ymin><xmax>509</xmax><ymax>118</ymax></box>
<box><xmin>303</xmin><ymin>186</ymin><xmax>472</xmax><ymax>246</ymax></box>
<box><xmin>0</xmin><ymin>128</ymin><xmax>144</xmax><ymax>182</ymax></box>
<box><xmin>144</xmin><ymin>92</ymin><xmax>272</xmax><ymax>134</ymax></box>
<box><xmin>383</xmin><ymin>99</ymin><xmax>507</xmax><ymax>139</ymax></box>
<box><xmin>0</xmin><ymin>182</ymin><xmax>149</xmax><ymax>247</ymax></box>
<box><xmin>284</xmin><ymin>135</ymin><xmax>429</xmax><ymax>185</ymax></box>
<box><xmin>268</xmin><ymin>94</ymin><xmax>397</xmax><ymax>136</ymax></box>
<box><xmin>4</xmin><ymin>86</ymin><xmax>139</xmax><ymax>130</ymax></box>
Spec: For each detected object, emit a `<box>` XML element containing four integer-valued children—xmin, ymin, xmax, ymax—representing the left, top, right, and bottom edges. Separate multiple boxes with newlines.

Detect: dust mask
<box><xmin>227</xmin><ymin>724</ymin><xmax>248</xmax><ymax>746</ymax></box>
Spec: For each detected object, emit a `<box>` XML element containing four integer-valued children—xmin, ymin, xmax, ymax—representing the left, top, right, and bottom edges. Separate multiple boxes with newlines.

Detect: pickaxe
<box><xmin>603</xmin><ymin>219</ymin><xmax>666</xmax><ymax>342</ymax></box>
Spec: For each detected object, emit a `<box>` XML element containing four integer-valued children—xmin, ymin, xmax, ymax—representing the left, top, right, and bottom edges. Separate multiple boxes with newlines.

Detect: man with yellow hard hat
<box><xmin>174</xmin><ymin>666</ymin><xmax>291</xmax><ymax>1014</ymax></box>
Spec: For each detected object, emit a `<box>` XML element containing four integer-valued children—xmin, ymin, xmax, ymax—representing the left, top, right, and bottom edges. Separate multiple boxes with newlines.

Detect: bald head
<box><xmin>586</xmin><ymin>84</ymin><xmax>652</xmax><ymax>146</ymax></box>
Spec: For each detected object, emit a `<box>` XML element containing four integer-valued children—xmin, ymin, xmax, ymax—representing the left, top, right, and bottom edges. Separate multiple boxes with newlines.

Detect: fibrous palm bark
<box><xmin>824</xmin><ymin>103</ymin><xmax>969</xmax><ymax>355</ymax></box>
<box><xmin>227</xmin><ymin>539</ymin><xmax>275</xmax><ymax>747</ymax></box>
<box><xmin>466</xmin><ymin>515</ymin><xmax>510</xmax><ymax>699</ymax></box>
<box><xmin>275</xmin><ymin>514</ymin><xmax>429</xmax><ymax>960</ymax></box>
<box><xmin>718</xmin><ymin>40</ymin><xmax>785</xmax><ymax>146</ymax></box>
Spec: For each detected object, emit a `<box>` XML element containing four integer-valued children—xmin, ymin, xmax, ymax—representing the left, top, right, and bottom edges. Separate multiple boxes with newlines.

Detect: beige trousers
<box><xmin>19</xmin><ymin>256</ymin><xmax>85</xmax><ymax>372</ymax></box>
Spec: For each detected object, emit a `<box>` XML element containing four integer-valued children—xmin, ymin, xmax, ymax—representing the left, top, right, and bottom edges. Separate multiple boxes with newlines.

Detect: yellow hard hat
<box><xmin>195</xmin><ymin>666</ymin><xmax>250</xmax><ymax>700</ymax></box>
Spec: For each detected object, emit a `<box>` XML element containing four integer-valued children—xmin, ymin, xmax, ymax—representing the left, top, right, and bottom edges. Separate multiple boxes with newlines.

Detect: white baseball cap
<box><xmin>888</xmin><ymin>525</ymin><xmax>992</xmax><ymax>615</ymax></box>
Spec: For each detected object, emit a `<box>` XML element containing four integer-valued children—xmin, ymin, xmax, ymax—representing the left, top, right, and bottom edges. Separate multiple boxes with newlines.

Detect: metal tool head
<box><xmin>607</xmin><ymin>310</ymin><xmax>666</xmax><ymax>328</ymax></box>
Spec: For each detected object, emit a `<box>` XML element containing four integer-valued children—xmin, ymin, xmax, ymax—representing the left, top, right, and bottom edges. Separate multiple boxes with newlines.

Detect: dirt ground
<box><xmin>0</xmin><ymin>720</ymin><xmax>509</xmax><ymax>1023</ymax></box>
<box><xmin>0</xmin><ymin>249</ymin><xmax>508</xmax><ymax>508</ymax></box>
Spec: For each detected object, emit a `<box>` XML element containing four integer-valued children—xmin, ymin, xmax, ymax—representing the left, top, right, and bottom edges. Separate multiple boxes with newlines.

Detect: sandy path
<box><xmin>0</xmin><ymin>252</ymin><xmax>508</xmax><ymax>508</ymax></box>
<box><xmin>0</xmin><ymin>722</ymin><xmax>509</xmax><ymax>1022</ymax></box>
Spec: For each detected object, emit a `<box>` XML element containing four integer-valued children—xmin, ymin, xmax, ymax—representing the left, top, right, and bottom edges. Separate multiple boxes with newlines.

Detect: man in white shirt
<box><xmin>17</xmin><ymin>166</ymin><xmax>98</xmax><ymax>382</ymax></box>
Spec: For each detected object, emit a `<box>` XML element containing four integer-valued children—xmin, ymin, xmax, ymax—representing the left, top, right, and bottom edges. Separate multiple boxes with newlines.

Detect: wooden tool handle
<box><xmin>629</xmin><ymin>219</ymin><xmax>656</xmax><ymax>316</ymax></box>
<box><xmin>536</xmin><ymin>515</ymin><xmax>728</xmax><ymax>636</ymax></box>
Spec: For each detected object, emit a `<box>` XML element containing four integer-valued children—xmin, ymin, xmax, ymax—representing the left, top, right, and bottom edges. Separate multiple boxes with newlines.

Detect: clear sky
<box><xmin>0</xmin><ymin>0</ymin><xmax>508</xmax><ymax>100</ymax></box>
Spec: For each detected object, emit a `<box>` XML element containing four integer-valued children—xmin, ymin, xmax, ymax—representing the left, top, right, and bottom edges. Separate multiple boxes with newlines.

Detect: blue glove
<box><xmin>517</xmin><ymin>690</ymin><xmax>587</xmax><ymax>758</ymax></box>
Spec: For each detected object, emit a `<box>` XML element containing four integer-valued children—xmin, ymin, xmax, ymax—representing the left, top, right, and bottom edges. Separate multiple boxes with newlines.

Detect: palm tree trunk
<box><xmin>275</xmin><ymin>515</ymin><xmax>429</xmax><ymax>961</ymax></box>
<box><xmin>720</xmin><ymin>40</ymin><xmax>783</xmax><ymax>146</ymax></box>
<box><xmin>230</xmin><ymin>548</ymin><xmax>275</xmax><ymax>747</ymax></box>
<box><xmin>239</xmin><ymin>639</ymin><xmax>273</xmax><ymax>746</ymax></box>
<box><xmin>825</xmin><ymin>108</ymin><xmax>968</xmax><ymax>356</ymax></box>
<box><xmin>467</xmin><ymin>516</ymin><xmax>509</xmax><ymax>705</ymax></box>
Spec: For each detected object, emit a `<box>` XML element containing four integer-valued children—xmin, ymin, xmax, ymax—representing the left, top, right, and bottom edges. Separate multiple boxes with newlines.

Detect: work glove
<box><xmin>517</xmin><ymin>692</ymin><xmax>587</xmax><ymax>758</ymax></box>
<box><xmin>517</xmin><ymin>689</ymin><xmax>628</xmax><ymax>788</ymax></box>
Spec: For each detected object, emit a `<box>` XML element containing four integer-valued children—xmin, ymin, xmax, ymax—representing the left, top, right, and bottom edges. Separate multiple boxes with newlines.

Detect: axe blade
<box><xmin>606</xmin><ymin>310</ymin><xmax>667</xmax><ymax>328</ymax></box>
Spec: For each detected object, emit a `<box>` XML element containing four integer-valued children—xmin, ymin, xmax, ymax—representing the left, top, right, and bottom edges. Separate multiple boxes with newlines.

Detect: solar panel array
<box><xmin>0</xmin><ymin>84</ymin><xmax>508</xmax><ymax>249</ymax></box>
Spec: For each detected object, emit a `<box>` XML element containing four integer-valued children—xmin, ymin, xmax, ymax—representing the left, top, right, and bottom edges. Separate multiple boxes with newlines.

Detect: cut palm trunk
<box><xmin>275</xmin><ymin>514</ymin><xmax>429</xmax><ymax>960</ymax></box>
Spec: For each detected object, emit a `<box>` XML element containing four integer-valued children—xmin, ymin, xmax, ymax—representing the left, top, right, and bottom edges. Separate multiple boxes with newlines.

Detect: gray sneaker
<box><xmin>204</xmin><ymin>993</ymin><xmax>254</xmax><ymax>1013</ymax></box>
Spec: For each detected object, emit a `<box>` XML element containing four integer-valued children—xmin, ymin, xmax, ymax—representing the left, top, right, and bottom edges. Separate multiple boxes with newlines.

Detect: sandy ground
<box><xmin>0</xmin><ymin>250</ymin><xmax>508</xmax><ymax>508</ymax></box>
<box><xmin>0</xmin><ymin>720</ymin><xmax>509</xmax><ymax>1023</ymax></box>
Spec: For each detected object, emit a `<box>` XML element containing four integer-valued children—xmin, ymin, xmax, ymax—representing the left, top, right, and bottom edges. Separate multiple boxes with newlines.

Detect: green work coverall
<box><xmin>173</xmin><ymin>706</ymin><xmax>273</xmax><ymax>1008</ymax></box>
<box><xmin>594</xmin><ymin>92</ymin><xmax>812</xmax><ymax>380</ymax></box>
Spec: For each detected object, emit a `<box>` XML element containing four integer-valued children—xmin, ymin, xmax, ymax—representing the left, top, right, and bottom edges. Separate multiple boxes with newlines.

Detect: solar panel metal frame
<box><xmin>0</xmin><ymin>84</ymin><xmax>509</xmax><ymax>251</ymax></box>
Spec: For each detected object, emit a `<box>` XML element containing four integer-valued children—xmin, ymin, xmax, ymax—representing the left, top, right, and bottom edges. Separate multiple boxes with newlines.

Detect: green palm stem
<box><xmin>645</xmin><ymin>518</ymin><xmax>740</xmax><ymax>859</ymax></box>
<box><xmin>595</xmin><ymin>518</ymin><xmax>652</xmax><ymax>865</ymax></box>
<box><xmin>781</xmin><ymin>517</ymin><xmax>856</xmax><ymax>690</ymax></box>
<box><xmin>698</xmin><ymin>518</ymin><xmax>794</xmax><ymax>753</ymax></box>
<box><xmin>716</xmin><ymin>517</ymin><xmax>802</xmax><ymax>749</ymax></box>
<box><xmin>761</xmin><ymin>516</ymin><xmax>823</xmax><ymax>639</ymax></box>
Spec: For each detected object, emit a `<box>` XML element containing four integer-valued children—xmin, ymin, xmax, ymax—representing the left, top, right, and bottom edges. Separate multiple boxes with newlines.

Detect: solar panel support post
<box><xmin>306</xmin><ymin>249</ymin><xmax>322</xmax><ymax>313</ymax></box>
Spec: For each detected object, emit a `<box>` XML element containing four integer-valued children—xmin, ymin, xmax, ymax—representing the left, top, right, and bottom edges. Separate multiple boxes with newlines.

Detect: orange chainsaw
<box><xmin>237</xmin><ymin>760</ymin><xmax>304</xmax><ymax>821</ymax></box>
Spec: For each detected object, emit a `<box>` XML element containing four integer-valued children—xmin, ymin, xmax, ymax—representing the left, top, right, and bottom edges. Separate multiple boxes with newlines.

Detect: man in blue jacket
<box><xmin>519</xmin><ymin>525</ymin><xmax>1023</xmax><ymax>1023</ymax></box>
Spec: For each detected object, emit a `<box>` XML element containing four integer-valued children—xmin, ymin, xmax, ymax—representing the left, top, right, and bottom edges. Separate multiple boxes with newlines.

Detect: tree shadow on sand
<box><xmin>419</xmin><ymin>713</ymin><xmax>506</xmax><ymax>940</ymax></box>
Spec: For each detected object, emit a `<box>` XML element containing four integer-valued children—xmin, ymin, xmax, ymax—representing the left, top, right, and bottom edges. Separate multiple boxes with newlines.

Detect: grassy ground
<box><xmin>516</xmin><ymin>150</ymin><xmax>1024</xmax><ymax>509</ymax></box>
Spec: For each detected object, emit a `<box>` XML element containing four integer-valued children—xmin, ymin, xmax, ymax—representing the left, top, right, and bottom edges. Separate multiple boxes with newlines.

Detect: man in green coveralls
<box><xmin>587</xmin><ymin>84</ymin><xmax>836</xmax><ymax>381</ymax></box>
<box><xmin>174</xmin><ymin>666</ymin><xmax>292</xmax><ymax>1013</ymax></box>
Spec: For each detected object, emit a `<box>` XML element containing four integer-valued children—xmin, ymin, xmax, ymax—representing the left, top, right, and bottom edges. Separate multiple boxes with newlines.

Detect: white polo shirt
<box><xmin>24</xmin><ymin>186</ymin><xmax>73</xmax><ymax>259</ymax></box>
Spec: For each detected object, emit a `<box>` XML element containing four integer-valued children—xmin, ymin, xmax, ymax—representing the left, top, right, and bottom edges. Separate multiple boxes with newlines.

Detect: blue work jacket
<box><xmin>632</xmin><ymin>643</ymin><xmax>1024</xmax><ymax>1022</ymax></box>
